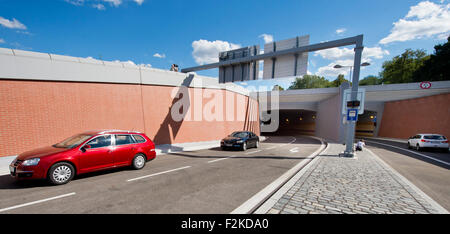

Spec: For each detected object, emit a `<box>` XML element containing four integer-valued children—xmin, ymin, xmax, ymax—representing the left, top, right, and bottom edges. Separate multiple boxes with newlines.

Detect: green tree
<box><xmin>288</xmin><ymin>75</ymin><xmax>332</xmax><ymax>90</ymax></box>
<box><xmin>331</xmin><ymin>74</ymin><xmax>350</xmax><ymax>87</ymax></box>
<box><xmin>272</xmin><ymin>85</ymin><xmax>285</xmax><ymax>91</ymax></box>
<box><xmin>380</xmin><ymin>49</ymin><xmax>430</xmax><ymax>84</ymax></box>
<box><xmin>413</xmin><ymin>36</ymin><xmax>450</xmax><ymax>82</ymax></box>
<box><xmin>359</xmin><ymin>75</ymin><xmax>382</xmax><ymax>86</ymax></box>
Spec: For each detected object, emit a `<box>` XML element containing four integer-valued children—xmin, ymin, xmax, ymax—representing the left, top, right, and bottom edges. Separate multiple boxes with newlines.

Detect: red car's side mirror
<box><xmin>81</xmin><ymin>144</ymin><xmax>91</xmax><ymax>152</ymax></box>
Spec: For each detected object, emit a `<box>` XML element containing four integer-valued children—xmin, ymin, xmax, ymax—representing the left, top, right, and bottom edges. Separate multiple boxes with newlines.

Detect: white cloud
<box><xmin>92</xmin><ymin>4</ymin><xmax>106</xmax><ymax>10</ymax></box>
<box><xmin>192</xmin><ymin>39</ymin><xmax>241</xmax><ymax>65</ymax></box>
<box><xmin>65</xmin><ymin>0</ymin><xmax>85</xmax><ymax>6</ymax></box>
<box><xmin>153</xmin><ymin>53</ymin><xmax>166</xmax><ymax>58</ymax></box>
<box><xmin>134</xmin><ymin>0</ymin><xmax>144</xmax><ymax>5</ymax></box>
<box><xmin>0</xmin><ymin>17</ymin><xmax>27</xmax><ymax>30</ymax></box>
<box><xmin>314</xmin><ymin>46</ymin><xmax>389</xmax><ymax>78</ymax></box>
<box><xmin>259</xmin><ymin>34</ymin><xmax>274</xmax><ymax>44</ymax></box>
<box><xmin>336</xmin><ymin>28</ymin><xmax>347</xmax><ymax>35</ymax></box>
<box><xmin>67</xmin><ymin>0</ymin><xmax>145</xmax><ymax>9</ymax></box>
<box><xmin>316</xmin><ymin>60</ymin><xmax>352</xmax><ymax>78</ymax></box>
<box><xmin>0</xmin><ymin>38</ymin><xmax>5</xmax><ymax>44</ymax></box>
<box><xmin>315</xmin><ymin>46</ymin><xmax>389</xmax><ymax>63</ymax></box>
<box><xmin>380</xmin><ymin>1</ymin><xmax>450</xmax><ymax>44</ymax></box>
<box><xmin>103</xmin><ymin>0</ymin><xmax>122</xmax><ymax>7</ymax></box>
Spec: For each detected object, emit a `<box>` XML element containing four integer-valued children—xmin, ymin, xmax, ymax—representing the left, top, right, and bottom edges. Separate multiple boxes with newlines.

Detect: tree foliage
<box><xmin>413</xmin><ymin>36</ymin><xmax>450</xmax><ymax>82</ymax></box>
<box><xmin>272</xmin><ymin>85</ymin><xmax>285</xmax><ymax>91</ymax></box>
<box><xmin>380</xmin><ymin>49</ymin><xmax>430</xmax><ymax>84</ymax></box>
<box><xmin>288</xmin><ymin>75</ymin><xmax>332</xmax><ymax>90</ymax></box>
<box><xmin>288</xmin><ymin>74</ymin><xmax>351</xmax><ymax>90</ymax></box>
<box><xmin>359</xmin><ymin>75</ymin><xmax>382</xmax><ymax>86</ymax></box>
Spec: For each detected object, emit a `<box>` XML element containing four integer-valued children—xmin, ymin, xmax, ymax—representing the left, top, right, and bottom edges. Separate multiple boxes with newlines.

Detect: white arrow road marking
<box><xmin>289</xmin><ymin>147</ymin><xmax>299</xmax><ymax>153</ymax></box>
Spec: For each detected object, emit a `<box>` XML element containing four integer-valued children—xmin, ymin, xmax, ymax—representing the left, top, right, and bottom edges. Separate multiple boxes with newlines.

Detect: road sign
<box><xmin>218</xmin><ymin>46</ymin><xmax>260</xmax><ymax>83</ymax></box>
<box><xmin>342</xmin><ymin>88</ymin><xmax>365</xmax><ymax>115</ymax></box>
<box><xmin>420</xmin><ymin>81</ymin><xmax>432</xmax><ymax>89</ymax></box>
<box><xmin>263</xmin><ymin>35</ymin><xmax>309</xmax><ymax>79</ymax></box>
<box><xmin>347</xmin><ymin>109</ymin><xmax>358</xmax><ymax>122</ymax></box>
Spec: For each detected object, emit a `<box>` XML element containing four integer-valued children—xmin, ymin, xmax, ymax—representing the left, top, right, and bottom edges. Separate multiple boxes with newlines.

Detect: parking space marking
<box><xmin>127</xmin><ymin>166</ymin><xmax>192</xmax><ymax>182</ymax></box>
<box><xmin>366</xmin><ymin>140</ymin><xmax>450</xmax><ymax>167</ymax></box>
<box><xmin>0</xmin><ymin>192</ymin><xmax>76</xmax><ymax>213</ymax></box>
<box><xmin>207</xmin><ymin>156</ymin><xmax>237</xmax><ymax>164</ymax></box>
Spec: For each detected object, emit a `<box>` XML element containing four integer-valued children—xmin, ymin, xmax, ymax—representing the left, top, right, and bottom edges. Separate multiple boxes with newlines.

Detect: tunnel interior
<box><xmin>265</xmin><ymin>109</ymin><xmax>317</xmax><ymax>136</ymax></box>
<box><xmin>356</xmin><ymin>110</ymin><xmax>378</xmax><ymax>137</ymax></box>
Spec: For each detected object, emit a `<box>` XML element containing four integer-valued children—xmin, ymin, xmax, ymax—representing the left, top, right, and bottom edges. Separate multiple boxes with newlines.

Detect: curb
<box><xmin>230</xmin><ymin>136</ymin><xmax>328</xmax><ymax>214</ymax></box>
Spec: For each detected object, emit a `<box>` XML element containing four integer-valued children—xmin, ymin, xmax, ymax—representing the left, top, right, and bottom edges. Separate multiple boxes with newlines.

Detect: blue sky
<box><xmin>0</xmin><ymin>0</ymin><xmax>449</xmax><ymax>89</ymax></box>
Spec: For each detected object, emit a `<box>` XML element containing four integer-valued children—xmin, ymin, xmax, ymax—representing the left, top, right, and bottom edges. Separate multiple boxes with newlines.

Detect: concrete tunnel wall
<box><xmin>0</xmin><ymin>48</ymin><xmax>260</xmax><ymax>157</ymax></box>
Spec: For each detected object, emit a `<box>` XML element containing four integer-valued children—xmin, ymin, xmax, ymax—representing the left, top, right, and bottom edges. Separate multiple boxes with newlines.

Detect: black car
<box><xmin>221</xmin><ymin>131</ymin><xmax>259</xmax><ymax>151</ymax></box>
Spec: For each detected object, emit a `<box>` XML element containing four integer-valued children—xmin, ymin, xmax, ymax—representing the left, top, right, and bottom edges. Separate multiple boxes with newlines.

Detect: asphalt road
<box><xmin>364</xmin><ymin>138</ymin><xmax>450</xmax><ymax>211</ymax></box>
<box><xmin>0</xmin><ymin>135</ymin><xmax>322</xmax><ymax>214</ymax></box>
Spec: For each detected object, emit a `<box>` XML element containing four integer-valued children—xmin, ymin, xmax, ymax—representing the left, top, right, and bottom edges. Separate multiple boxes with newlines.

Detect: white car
<box><xmin>407</xmin><ymin>134</ymin><xmax>449</xmax><ymax>152</ymax></box>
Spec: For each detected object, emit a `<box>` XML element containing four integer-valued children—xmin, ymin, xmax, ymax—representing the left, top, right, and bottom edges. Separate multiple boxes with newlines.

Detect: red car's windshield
<box><xmin>53</xmin><ymin>134</ymin><xmax>93</xmax><ymax>149</ymax></box>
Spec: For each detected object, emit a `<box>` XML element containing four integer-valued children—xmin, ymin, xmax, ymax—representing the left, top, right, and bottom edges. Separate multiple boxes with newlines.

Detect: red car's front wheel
<box><xmin>48</xmin><ymin>162</ymin><xmax>75</xmax><ymax>185</ymax></box>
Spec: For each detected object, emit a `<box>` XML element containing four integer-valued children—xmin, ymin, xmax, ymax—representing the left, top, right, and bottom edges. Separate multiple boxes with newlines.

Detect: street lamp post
<box><xmin>334</xmin><ymin>62</ymin><xmax>370</xmax><ymax>81</ymax></box>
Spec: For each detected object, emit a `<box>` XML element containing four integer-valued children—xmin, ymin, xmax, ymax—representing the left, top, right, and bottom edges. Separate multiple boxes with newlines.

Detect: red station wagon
<box><xmin>9</xmin><ymin>130</ymin><xmax>156</xmax><ymax>185</ymax></box>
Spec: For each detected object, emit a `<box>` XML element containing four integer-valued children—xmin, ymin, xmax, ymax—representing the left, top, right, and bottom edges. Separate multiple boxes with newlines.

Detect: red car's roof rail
<box><xmin>98</xmin><ymin>130</ymin><xmax>143</xmax><ymax>134</ymax></box>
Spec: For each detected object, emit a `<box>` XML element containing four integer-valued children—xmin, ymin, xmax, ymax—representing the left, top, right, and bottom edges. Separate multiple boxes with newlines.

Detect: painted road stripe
<box><xmin>0</xmin><ymin>192</ymin><xmax>76</xmax><ymax>213</ymax></box>
<box><xmin>245</xmin><ymin>150</ymin><xmax>262</xmax><ymax>155</ymax></box>
<box><xmin>207</xmin><ymin>156</ymin><xmax>236</xmax><ymax>164</ymax></box>
<box><xmin>366</xmin><ymin>140</ymin><xmax>450</xmax><ymax>167</ymax></box>
<box><xmin>127</xmin><ymin>166</ymin><xmax>191</xmax><ymax>182</ymax></box>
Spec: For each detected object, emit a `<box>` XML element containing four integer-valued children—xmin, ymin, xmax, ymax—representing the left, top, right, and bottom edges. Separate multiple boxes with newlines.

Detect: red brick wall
<box><xmin>0</xmin><ymin>80</ymin><xmax>259</xmax><ymax>156</ymax></box>
<box><xmin>378</xmin><ymin>93</ymin><xmax>450</xmax><ymax>139</ymax></box>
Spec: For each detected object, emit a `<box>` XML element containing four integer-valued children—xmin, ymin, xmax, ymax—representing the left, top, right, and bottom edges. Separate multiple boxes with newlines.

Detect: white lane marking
<box><xmin>207</xmin><ymin>136</ymin><xmax>297</xmax><ymax>163</ymax></box>
<box><xmin>208</xmin><ymin>156</ymin><xmax>236</xmax><ymax>164</ymax></box>
<box><xmin>127</xmin><ymin>166</ymin><xmax>191</xmax><ymax>182</ymax></box>
<box><xmin>289</xmin><ymin>147</ymin><xmax>299</xmax><ymax>153</ymax></box>
<box><xmin>245</xmin><ymin>150</ymin><xmax>262</xmax><ymax>155</ymax></box>
<box><xmin>0</xmin><ymin>192</ymin><xmax>76</xmax><ymax>213</ymax></box>
<box><xmin>366</xmin><ymin>140</ymin><xmax>450</xmax><ymax>167</ymax></box>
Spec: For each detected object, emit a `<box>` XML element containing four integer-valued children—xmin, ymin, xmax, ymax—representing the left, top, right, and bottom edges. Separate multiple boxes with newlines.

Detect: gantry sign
<box><xmin>182</xmin><ymin>35</ymin><xmax>365</xmax><ymax>157</ymax></box>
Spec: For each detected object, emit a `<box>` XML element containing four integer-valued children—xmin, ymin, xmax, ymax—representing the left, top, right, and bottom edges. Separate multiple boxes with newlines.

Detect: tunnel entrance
<box><xmin>355</xmin><ymin>110</ymin><xmax>377</xmax><ymax>137</ymax></box>
<box><xmin>265</xmin><ymin>109</ymin><xmax>317</xmax><ymax>136</ymax></box>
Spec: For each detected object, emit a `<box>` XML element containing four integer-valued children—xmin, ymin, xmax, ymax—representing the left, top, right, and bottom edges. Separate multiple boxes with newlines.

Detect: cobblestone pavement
<box><xmin>255</xmin><ymin>143</ymin><xmax>448</xmax><ymax>214</ymax></box>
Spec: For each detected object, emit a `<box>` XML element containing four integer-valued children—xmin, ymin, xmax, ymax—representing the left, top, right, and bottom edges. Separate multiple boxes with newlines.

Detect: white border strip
<box><xmin>365</xmin><ymin>140</ymin><xmax>450</xmax><ymax>166</ymax></box>
<box><xmin>0</xmin><ymin>192</ymin><xmax>76</xmax><ymax>213</ymax></box>
<box><xmin>230</xmin><ymin>136</ymin><xmax>326</xmax><ymax>214</ymax></box>
<box><xmin>366</xmin><ymin>148</ymin><xmax>449</xmax><ymax>214</ymax></box>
